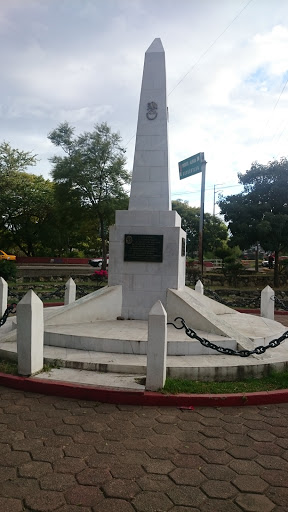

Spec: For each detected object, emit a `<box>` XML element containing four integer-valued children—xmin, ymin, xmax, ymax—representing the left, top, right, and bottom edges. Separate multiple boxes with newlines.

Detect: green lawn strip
<box><xmin>0</xmin><ymin>359</ymin><xmax>18</xmax><ymax>375</ymax></box>
<box><xmin>0</xmin><ymin>358</ymin><xmax>62</xmax><ymax>376</ymax></box>
<box><xmin>1</xmin><ymin>358</ymin><xmax>288</xmax><ymax>393</ymax></box>
<box><xmin>163</xmin><ymin>372</ymin><xmax>288</xmax><ymax>394</ymax></box>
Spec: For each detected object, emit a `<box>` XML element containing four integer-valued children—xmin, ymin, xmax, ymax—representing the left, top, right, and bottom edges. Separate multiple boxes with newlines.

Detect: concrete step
<box><xmin>33</xmin><ymin>367</ymin><xmax>146</xmax><ymax>390</ymax></box>
<box><xmin>44</xmin><ymin>320</ymin><xmax>237</xmax><ymax>356</ymax></box>
<box><xmin>1</xmin><ymin>337</ymin><xmax>288</xmax><ymax>382</ymax></box>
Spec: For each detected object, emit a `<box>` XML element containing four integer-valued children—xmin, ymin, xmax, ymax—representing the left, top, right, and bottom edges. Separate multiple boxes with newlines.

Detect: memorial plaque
<box><xmin>182</xmin><ymin>237</ymin><xmax>186</xmax><ymax>257</ymax></box>
<box><xmin>124</xmin><ymin>234</ymin><xmax>163</xmax><ymax>262</ymax></box>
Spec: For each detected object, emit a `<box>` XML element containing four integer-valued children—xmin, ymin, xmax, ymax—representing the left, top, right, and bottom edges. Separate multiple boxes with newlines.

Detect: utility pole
<box><xmin>198</xmin><ymin>159</ymin><xmax>207</xmax><ymax>276</ymax></box>
<box><xmin>213</xmin><ymin>184</ymin><xmax>223</xmax><ymax>216</ymax></box>
<box><xmin>178</xmin><ymin>152</ymin><xmax>206</xmax><ymax>275</ymax></box>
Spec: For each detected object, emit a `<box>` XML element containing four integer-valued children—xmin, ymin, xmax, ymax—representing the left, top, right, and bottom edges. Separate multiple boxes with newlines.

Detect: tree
<box><xmin>0</xmin><ymin>172</ymin><xmax>56</xmax><ymax>256</ymax></box>
<box><xmin>172</xmin><ymin>199</ymin><xmax>228</xmax><ymax>258</ymax></box>
<box><xmin>218</xmin><ymin>158</ymin><xmax>288</xmax><ymax>286</ymax></box>
<box><xmin>0</xmin><ymin>141</ymin><xmax>37</xmax><ymax>175</ymax></box>
<box><xmin>42</xmin><ymin>181</ymin><xmax>96</xmax><ymax>257</ymax></box>
<box><xmin>0</xmin><ymin>142</ymin><xmax>45</xmax><ymax>255</ymax></box>
<box><xmin>48</xmin><ymin>122</ymin><xmax>131</xmax><ymax>268</ymax></box>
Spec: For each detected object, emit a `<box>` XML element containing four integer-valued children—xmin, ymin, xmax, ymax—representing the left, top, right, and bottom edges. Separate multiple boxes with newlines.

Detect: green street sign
<box><xmin>178</xmin><ymin>152</ymin><xmax>205</xmax><ymax>180</ymax></box>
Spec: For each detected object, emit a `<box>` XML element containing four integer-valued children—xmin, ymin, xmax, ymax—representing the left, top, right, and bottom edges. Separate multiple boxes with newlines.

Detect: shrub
<box><xmin>0</xmin><ymin>261</ymin><xmax>17</xmax><ymax>281</ymax></box>
<box><xmin>222</xmin><ymin>260</ymin><xmax>244</xmax><ymax>286</ymax></box>
<box><xmin>186</xmin><ymin>265</ymin><xmax>201</xmax><ymax>286</ymax></box>
<box><xmin>279</xmin><ymin>259</ymin><xmax>288</xmax><ymax>274</ymax></box>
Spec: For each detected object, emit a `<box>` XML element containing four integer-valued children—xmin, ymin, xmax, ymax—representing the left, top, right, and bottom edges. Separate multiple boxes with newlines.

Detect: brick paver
<box><xmin>0</xmin><ymin>386</ymin><xmax>288</xmax><ymax>510</ymax></box>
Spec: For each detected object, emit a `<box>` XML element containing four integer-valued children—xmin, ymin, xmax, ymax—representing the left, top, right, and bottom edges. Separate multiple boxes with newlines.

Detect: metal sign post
<box><xmin>178</xmin><ymin>152</ymin><xmax>206</xmax><ymax>274</ymax></box>
<box><xmin>198</xmin><ymin>159</ymin><xmax>207</xmax><ymax>276</ymax></box>
<box><xmin>178</xmin><ymin>152</ymin><xmax>204</xmax><ymax>180</ymax></box>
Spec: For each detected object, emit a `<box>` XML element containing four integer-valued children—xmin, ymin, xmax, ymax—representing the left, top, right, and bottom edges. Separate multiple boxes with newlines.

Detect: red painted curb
<box><xmin>1</xmin><ymin>372</ymin><xmax>288</xmax><ymax>407</ymax></box>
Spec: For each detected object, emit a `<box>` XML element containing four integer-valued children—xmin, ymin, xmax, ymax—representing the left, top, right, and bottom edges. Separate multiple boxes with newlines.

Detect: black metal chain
<box><xmin>168</xmin><ymin>316</ymin><xmax>288</xmax><ymax>357</ymax></box>
<box><xmin>205</xmin><ymin>288</ymin><xmax>225</xmax><ymax>304</ymax></box>
<box><xmin>39</xmin><ymin>285</ymin><xmax>66</xmax><ymax>300</ymax></box>
<box><xmin>206</xmin><ymin>289</ymin><xmax>288</xmax><ymax>311</ymax></box>
<box><xmin>0</xmin><ymin>303</ymin><xmax>17</xmax><ymax>327</ymax></box>
<box><xmin>76</xmin><ymin>285</ymin><xmax>91</xmax><ymax>297</ymax></box>
<box><xmin>205</xmin><ymin>288</ymin><xmax>260</xmax><ymax>309</ymax></box>
<box><xmin>8</xmin><ymin>285</ymin><xmax>66</xmax><ymax>302</ymax></box>
<box><xmin>272</xmin><ymin>296</ymin><xmax>288</xmax><ymax>311</ymax></box>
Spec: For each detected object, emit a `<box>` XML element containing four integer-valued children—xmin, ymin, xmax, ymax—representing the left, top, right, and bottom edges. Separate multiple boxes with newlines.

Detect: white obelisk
<box><xmin>109</xmin><ymin>38</ymin><xmax>186</xmax><ymax>320</ymax></box>
<box><xmin>129</xmin><ymin>38</ymin><xmax>171</xmax><ymax>211</ymax></box>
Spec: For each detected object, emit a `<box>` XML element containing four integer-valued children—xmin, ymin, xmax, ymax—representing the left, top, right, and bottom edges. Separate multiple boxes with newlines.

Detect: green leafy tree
<box><xmin>48</xmin><ymin>122</ymin><xmax>131</xmax><ymax>268</ymax></box>
<box><xmin>0</xmin><ymin>141</ymin><xmax>37</xmax><ymax>175</ymax></box>
<box><xmin>0</xmin><ymin>142</ymin><xmax>49</xmax><ymax>255</ymax></box>
<box><xmin>219</xmin><ymin>158</ymin><xmax>288</xmax><ymax>286</ymax></box>
<box><xmin>172</xmin><ymin>199</ymin><xmax>228</xmax><ymax>258</ymax></box>
<box><xmin>40</xmin><ymin>182</ymin><xmax>93</xmax><ymax>257</ymax></box>
<box><xmin>0</xmin><ymin>172</ymin><xmax>56</xmax><ymax>256</ymax></box>
<box><xmin>0</xmin><ymin>260</ymin><xmax>17</xmax><ymax>281</ymax></box>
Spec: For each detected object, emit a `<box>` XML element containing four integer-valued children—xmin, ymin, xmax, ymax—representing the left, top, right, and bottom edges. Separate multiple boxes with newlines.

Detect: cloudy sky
<box><xmin>1</xmin><ymin>0</ymin><xmax>288</xmax><ymax>214</ymax></box>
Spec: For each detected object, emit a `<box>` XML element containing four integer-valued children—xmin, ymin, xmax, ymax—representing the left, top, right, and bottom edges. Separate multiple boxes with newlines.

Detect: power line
<box><xmin>124</xmin><ymin>0</ymin><xmax>254</xmax><ymax>148</ymax></box>
<box><xmin>171</xmin><ymin>183</ymin><xmax>243</xmax><ymax>196</ymax></box>
<box><xmin>257</xmin><ymin>74</ymin><xmax>288</xmax><ymax>147</ymax></box>
<box><xmin>168</xmin><ymin>0</ymin><xmax>254</xmax><ymax>96</ymax></box>
<box><xmin>124</xmin><ymin>133</ymin><xmax>136</xmax><ymax>148</ymax></box>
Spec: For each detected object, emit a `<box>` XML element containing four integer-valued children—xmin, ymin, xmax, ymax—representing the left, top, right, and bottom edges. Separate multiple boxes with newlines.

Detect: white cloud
<box><xmin>1</xmin><ymin>0</ymin><xmax>288</xmax><ymax>215</ymax></box>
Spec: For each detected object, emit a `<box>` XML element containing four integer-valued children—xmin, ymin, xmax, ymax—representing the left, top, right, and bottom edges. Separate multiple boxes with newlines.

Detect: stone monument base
<box><xmin>108</xmin><ymin>210</ymin><xmax>186</xmax><ymax>320</ymax></box>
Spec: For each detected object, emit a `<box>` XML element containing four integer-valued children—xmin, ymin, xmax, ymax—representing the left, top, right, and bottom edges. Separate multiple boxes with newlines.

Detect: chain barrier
<box><xmin>0</xmin><ymin>303</ymin><xmax>17</xmax><ymax>327</ymax></box>
<box><xmin>76</xmin><ymin>285</ymin><xmax>93</xmax><ymax>297</ymax></box>
<box><xmin>75</xmin><ymin>284</ymin><xmax>107</xmax><ymax>296</ymax></box>
<box><xmin>8</xmin><ymin>285</ymin><xmax>67</xmax><ymax>302</ymax></box>
<box><xmin>39</xmin><ymin>285</ymin><xmax>66</xmax><ymax>300</ymax></box>
<box><xmin>205</xmin><ymin>288</ymin><xmax>228</xmax><ymax>305</ymax></box>
<box><xmin>205</xmin><ymin>288</ymin><xmax>262</xmax><ymax>309</ymax></box>
<box><xmin>206</xmin><ymin>289</ymin><xmax>288</xmax><ymax>311</ymax></box>
<box><xmin>272</xmin><ymin>296</ymin><xmax>288</xmax><ymax>311</ymax></box>
<box><xmin>8</xmin><ymin>282</ymin><xmax>103</xmax><ymax>304</ymax></box>
<box><xmin>168</xmin><ymin>316</ymin><xmax>288</xmax><ymax>357</ymax></box>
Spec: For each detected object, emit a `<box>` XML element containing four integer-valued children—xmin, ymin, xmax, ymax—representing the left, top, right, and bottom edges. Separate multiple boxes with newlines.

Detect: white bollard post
<box><xmin>0</xmin><ymin>277</ymin><xmax>8</xmax><ymax>317</ymax></box>
<box><xmin>261</xmin><ymin>285</ymin><xmax>274</xmax><ymax>320</ymax></box>
<box><xmin>146</xmin><ymin>300</ymin><xmax>167</xmax><ymax>391</ymax></box>
<box><xmin>17</xmin><ymin>289</ymin><xmax>43</xmax><ymax>376</ymax></box>
<box><xmin>195</xmin><ymin>280</ymin><xmax>204</xmax><ymax>294</ymax></box>
<box><xmin>64</xmin><ymin>277</ymin><xmax>76</xmax><ymax>305</ymax></box>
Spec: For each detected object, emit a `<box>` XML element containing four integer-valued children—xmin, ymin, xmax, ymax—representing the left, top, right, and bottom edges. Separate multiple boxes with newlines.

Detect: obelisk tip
<box><xmin>146</xmin><ymin>38</ymin><xmax>164</xmax><ymax>53</ymax></box>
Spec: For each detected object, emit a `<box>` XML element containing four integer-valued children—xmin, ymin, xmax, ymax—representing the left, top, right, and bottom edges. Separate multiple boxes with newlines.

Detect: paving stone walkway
<box><xmin>0</xmin><ymin>386</ymin><xmax>288</xmax><ymax>511</ymax></box>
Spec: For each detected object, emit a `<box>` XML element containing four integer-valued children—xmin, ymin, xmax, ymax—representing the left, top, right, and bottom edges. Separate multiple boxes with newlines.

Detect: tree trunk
<box><xmin>274</xmin><ymin>249</ymin><xmax>279</xmax><ymax>288</ymax></box>
<box><xmin>27</xmin><ymin>241</ymin><xmax>35</xmax><ymax>257</ymax></box>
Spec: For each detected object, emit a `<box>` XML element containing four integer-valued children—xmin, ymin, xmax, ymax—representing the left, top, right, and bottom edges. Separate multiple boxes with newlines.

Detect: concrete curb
<box><xmin>40</xmin><ymin>305</ymin><xmax>288</xmax><ymax>314</ymax></box>
<box><xmin>1</xmin><ymin>372</ymin><xmax>288</xmax><ymax>407</ymax></box>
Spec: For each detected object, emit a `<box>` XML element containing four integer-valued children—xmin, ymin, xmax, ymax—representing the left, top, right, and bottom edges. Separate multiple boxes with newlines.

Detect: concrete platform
<box><xmin>2</xmin><ymin>306</ymin><xmax>288</xmax><ymax>383</ymax></box>
<box><xmin>1</xmin><ymin>328</ymin><xmax>288</xmax><ymax>383</ymax></box>
<box><xmin>34</xmin><ymin>367</ymin><xmax>146</xmax><ymax>390</ymax></box>
<box><xmin>44</xmin><ymin>320</ymin><xmax>238</xmax><ymax>356</ymax></box>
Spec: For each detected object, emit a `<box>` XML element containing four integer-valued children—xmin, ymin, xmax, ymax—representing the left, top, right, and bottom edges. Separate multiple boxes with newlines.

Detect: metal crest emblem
<box><xmin>146</xmin><ymin>102</ymin><xmax>158</xmax><ymax>120</ymax></box>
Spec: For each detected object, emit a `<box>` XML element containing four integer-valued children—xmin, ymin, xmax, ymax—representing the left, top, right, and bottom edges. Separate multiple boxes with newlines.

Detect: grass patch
<box><xmin>42</xmin><ymin>360</ymin><xmax>63</xmax><ymax>373</ymax></box>
<box><xmin>0</xmin><ymin>359</ymin><xmax>18</xmax><ymax>375</ymax></box>
<box><xmin>0</xmin><ymin>358</ymin><xmax>63</xmax><ymax>377</ymax></box>
<box><xmin>163</xmin><ymin>371</ymin><xmax>288</xmax><ymax>394</ymax></box>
